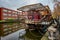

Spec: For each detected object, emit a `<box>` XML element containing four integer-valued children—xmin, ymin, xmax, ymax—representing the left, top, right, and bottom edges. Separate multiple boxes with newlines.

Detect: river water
<box><xmin>1</xmin><ymin>29</ymin><xmax>48</xmax><ymax>40</ymax></box>
<box><xmin>1</xmin><ymin>29</ymin><xmax>26</xmax><ymax>40</ymax></box>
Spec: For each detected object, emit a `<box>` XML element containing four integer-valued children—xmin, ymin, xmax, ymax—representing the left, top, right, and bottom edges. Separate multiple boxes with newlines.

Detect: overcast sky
<box><xmin>0</xmin><ymin>0</ymin><xmax>54</xmax><ymax>11</ymax></box>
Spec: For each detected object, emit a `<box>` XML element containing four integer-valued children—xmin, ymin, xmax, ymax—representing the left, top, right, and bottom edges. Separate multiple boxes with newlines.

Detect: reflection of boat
<box><xmin>17</xmin><ymin>3</ymin><xmax>52</xmax><ymax>40</ymax></box>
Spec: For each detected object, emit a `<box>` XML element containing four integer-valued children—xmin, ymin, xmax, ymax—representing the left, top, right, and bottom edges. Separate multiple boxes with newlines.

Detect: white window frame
<box><xmin>8</xmin><ymin>10</ymin><xmax>11</xmax><ymax>13</ymax></box>
<box><xmin>3</xmin><ymin>9</ymin><xmax>7</xmax><ymax>12</ymax></box>
<box><xmin>8</xmin><ymin>14</ymin><xmax>11</xmax><ymax>16</ymax></box>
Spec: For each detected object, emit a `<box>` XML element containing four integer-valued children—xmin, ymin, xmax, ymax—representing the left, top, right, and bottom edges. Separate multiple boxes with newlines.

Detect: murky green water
<box><xmin>23</xmin><ymin>29</ymin><xmax>48</xmax><ymax>40</ymax></box>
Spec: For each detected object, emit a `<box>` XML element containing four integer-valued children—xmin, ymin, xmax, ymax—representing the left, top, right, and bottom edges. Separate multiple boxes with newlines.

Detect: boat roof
<box><xmin>17</xmin><ymin>3</ymin><xmax>45</xmax><ymax>11</ymax></box>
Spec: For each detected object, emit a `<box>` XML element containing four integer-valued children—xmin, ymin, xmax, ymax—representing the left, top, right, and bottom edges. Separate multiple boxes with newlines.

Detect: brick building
<box><xmin>0</xmin><ymin>7</ymin><xmax>20</xmax><ymax>20</ymax></box>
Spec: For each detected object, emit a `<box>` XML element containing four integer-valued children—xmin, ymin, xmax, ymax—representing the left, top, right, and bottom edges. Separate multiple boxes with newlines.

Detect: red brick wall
<box><xmin>0</xmin><ymin>8</ymin><xmax>3</xmax><ymax>20</ymax></box>
<box><xmin>0</xmin><ymin>8</ymin><xmax>1</xmax><ymax>20</ymax></box>
<box><xmin>0</xmin><ymin>7</ymin><xmax>19</xmax><ymax>20</ymax></box>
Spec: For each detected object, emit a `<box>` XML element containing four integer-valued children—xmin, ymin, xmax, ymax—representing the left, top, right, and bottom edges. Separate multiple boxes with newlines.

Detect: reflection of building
<box><xmin>0</xmin><ymin>7</ymin><xmax>20</xmax><ymax>20</ymax></box>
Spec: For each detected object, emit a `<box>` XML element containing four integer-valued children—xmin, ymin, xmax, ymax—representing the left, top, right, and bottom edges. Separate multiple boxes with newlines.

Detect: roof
<box><xmin>17</xmin><ymin>3</ymin><xmax>45</xmax><ymax>11</ymax></box>
<box><xmin>0</xmin><ymin>7</ymin><xmax>18</xmax><ymax>12</ymax></box>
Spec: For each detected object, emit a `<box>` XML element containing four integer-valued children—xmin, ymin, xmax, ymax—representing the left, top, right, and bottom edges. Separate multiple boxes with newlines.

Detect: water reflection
<box><xmin>1</xmin><ymin>29</ymin><xmax>26</xmax><ymax>40</ymax></box>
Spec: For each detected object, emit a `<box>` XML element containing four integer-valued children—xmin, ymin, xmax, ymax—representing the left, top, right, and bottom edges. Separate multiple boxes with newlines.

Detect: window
<box><xmin>15</xmin><ymin>15</ymin><xmax>17</xmax><ymax>16</ymax></box>
<box><xmin>8</xmin><ymin>10</ymin><xmax>11</xmax><ymax>13</ymax></box>
<box><xmin>13</xmin><ymin>11</ymin><xmax>16</xmax><ymax>14</ymax></box>
<box><xmin>8</xmin><ymin>14</ymin><xmax>11</xmax><ymax>16</ymax></box>
<box><xmin>12</xmin><ymin>14</ymin><xmax>15</xmax><ymax>16</ymax></box>
<box><xmin>19</xmin><ymin>12</ymin><xmax>22</xmax><ymax>15</ymax></box>
<box><xmin>3</xmin><ymin>13</ymin><xmax>7</xmax><ymax>16</ymax></box>
<box><xmin>4</xmin><ymin>32</ymin><xmax>8</xmax><ymax>35</ymax></box>
<box><xmin>3</xmin><ymin>28</ymin><xmax>8</xmax><ymax>31</ymax></box>
<box><xmin>3</xmin><ymin>25</ymin><xmax>8</xmax><ymax>28</ymax></box>
<box><xmin>3</xmin><ymin>9</ymin><xmax>7</xmax><ymax>12</ymax></box>
<box><xmin>8</xmin><ymin>31</ymin><xmax>12</xmax><ymax>33</ymax></box>
<box><xmin>9</xmin><ymin>28</ymin><xmax>12</xmax><ymax>30</ymax></box>
<box><xmin>15</xmin><ymin>12</ymin><xmax>18</xmax><ymax>14</ymax></box>
<box><xmin>3</xmin><ymin>17</ymin><xmax>7</xmax><ymax>19</ymax></box>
